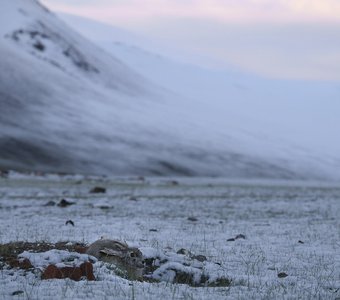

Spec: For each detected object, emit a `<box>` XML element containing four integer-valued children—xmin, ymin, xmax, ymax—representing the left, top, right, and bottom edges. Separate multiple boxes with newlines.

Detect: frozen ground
<box><xmin>0</xmin><ymin>173</ymin><xmax>339</xmax><ymax>299</ymax></box>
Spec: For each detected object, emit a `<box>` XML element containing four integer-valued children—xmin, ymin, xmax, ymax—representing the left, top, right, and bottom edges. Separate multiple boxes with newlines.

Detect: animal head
<box><xmin>87</xmin><ymin>239</ymin><xmax>144</xmax><ymax>268</ymax></box>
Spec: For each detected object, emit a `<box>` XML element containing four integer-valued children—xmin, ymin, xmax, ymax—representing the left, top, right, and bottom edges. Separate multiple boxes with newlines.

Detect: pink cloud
<box><xmin>41</xmin><ymin>0</ymin><xmax>340</xmax><ymax>25</ymax></box>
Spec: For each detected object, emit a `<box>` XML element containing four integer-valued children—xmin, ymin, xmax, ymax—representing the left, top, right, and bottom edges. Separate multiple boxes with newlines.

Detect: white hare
<box><xmin>86</xmin><ymin>239</ymin><xmax>144</xmax><ymax>280</ymax></box>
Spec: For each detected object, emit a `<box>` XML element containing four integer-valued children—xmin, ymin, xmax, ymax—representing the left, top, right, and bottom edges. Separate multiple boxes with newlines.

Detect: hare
<box><xmin>86</xmin><ymin>239</ymin><xmax>144</xmax><ymax>280</ymax></box>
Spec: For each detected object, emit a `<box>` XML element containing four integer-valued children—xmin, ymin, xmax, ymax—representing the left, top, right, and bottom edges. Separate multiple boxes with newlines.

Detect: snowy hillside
<box><xmin>0</xmin><ymin>0</ymin><xmax>339</xmax><ymax>179</ymax></box>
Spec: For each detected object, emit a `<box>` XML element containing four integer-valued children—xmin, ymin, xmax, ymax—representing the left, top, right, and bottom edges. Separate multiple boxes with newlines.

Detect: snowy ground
<box><xmin>0</xmin><ymin>173</ymin><xmax>339</xmax><ymax>299</ymax></box>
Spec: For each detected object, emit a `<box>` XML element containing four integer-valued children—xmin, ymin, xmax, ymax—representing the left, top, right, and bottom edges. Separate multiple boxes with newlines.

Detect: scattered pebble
<box><xmin>12</xmin><ymin>291</ymin><xmax>24</xmax><ymax>296</ymax></box>
<box><xmin>235</xmin><ymin>234</ymin><xmax>246</xmax><ymax>240</ymax></box>
<box><xmin>57</xmin><ymin>199</ymin><xmax>75</xmax><ymax>207</ymax></box>
<box><xmin>192</xmin><ymin>255</ymin><xmax>207</xmax><ymax>262</ymax></box>
<box><xmin>89</xmin><ymin>187</ymin><xmax>106</xmax><ymax>194</ymax></box>
<box><xmin>65</xmin><ymin>220</ymin><xmax>75</xmax><ymax>226</ymax></box>
<box><xmin>278</xmin><ymin>272</ymin><xmax>288</xmax><ymax>278</ymax></box>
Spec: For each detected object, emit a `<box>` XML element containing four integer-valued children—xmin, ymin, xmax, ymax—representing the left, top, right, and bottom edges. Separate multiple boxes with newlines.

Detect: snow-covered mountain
<box><xmin>0</xmin><ymin>0</ymin><xmax>339</xmax><ymax>179</ymax></box>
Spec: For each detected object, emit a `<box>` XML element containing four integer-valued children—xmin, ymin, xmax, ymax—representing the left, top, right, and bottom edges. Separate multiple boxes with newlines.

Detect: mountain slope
<box><xmin>0</xmin><ymin>0</ymin><xmax>339</xmax><ymax>179</ymax></box>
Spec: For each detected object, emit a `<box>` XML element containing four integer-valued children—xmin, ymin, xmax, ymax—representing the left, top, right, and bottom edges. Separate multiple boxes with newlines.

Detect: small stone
<box><xmin>278</xmin><ymin>272</ymin><xmax>288</xmax><ymax>278</ymax></box>
<box><xmin>57</xmin><ymin>199</ymin><xmax>75</xmax><ymax>207</ymax></box>
<box><xmin>193</xmin><ymin>255</ymin><xmax>207</xmax><ymax>262</ymax></box>
<box><xmin>129</xmin><ymin>196</ymin><xmax>138</xmax><ymax>202</ymax></box>
<box><xmin>44</xmin><ymin>201</ymin><xmax>56</xmax><ymax>206</ymax></box>
<box><xmin>19</xmin><ymin>258</ymin><xmax>33</xmax><ymax>270</ymax></box>
<box><xmin>80</xmin><ymin>262</ymin><xmax>95</xmax><ymax>281</ymax></box>
<box><xmin>65</xmin><ymin>220</ymin><xmax>75</xmax><ymax>226</ymax></box>
<box><xmin>42</xmin><ymin>265</ymin><xmax>62</xmax><ymax>280</ymax></box>
<box><xmin>89</xmin><ymin>187</ymin><xmax>106</xmax><ymax>194</ymax></box>
<box><xmin>227</xmin><ymin>238</ymin><xmax>235</xmax><ymax>242</ymax></box>
<box><xmin>12</xmin><ymin>291</ymin><xmax>24</xmax><ymax>296</ymax></box>
<box><xmin>149</xmin><ymin>229</ymin><xmax>158</xmax><ymax>232</ymax></box>
<box><xmin>74</xmin><ymin>245</ymin><xmax>88</xmax><ymax>254</ymax></box>
<box><xmin>177</xmin><ymin>248</ymin><xmax>191</xmax><ymax>256</ymax></box>
<box><xmin>187</xmin><ymin>217</ymin><xmax>198</xmax><ymax>222</ymax></box>
<box><xmin>60</xmin><ymin>266</ymin><xmax>82</xmax><ymax>281</ymax></box>
<box><xmin>235</xmin><ymin>234</ymin><xmax>246</xmax><ymax>240</ymax></box>
<box><xmin>298</xmin><ymin>240</ymin><xmax>304</xmax><ymax>244</ymax></box>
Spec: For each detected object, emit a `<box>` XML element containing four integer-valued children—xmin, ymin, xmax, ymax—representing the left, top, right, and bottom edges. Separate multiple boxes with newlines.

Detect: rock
<box><xmin>129</xmin><ymin>196</ymin><xmax>138</xmax><ymax>202</ymax></box>
<box><xmin>235</xmin><ymin>234</ymin><xmax>246</xmax><ymax>240</ymax></box>
<box><xmin>20</xmin><ymin>258</ymin><xmax>33</xmax><ymax>270</ymax></box>
<box><xmin>57</xmin><ymin>199</ymin><xmax>75</xmax><ymax>207</ymax></box>
<box><xmin>177</xmin><ymin>248</ymin><xmax>192</xmax><ymax>256</ymax></box>
<box><xmin>44</xmin><ymin>201</ymin><xmax>56</xmax><ymax>206</ymax></box>
<box><xmin>65</xmin><ymin>220</ymin><xmax>75</xmax><ymax>226</ymax></box>
<box><xmin>74</xmin><ymin>245</ymin><xmax>88</xmax><ymax>254</ymax></box>
<box><xmin>42</xmin><ymin>265</ymin><xmax>62</xmax><ymax>280</ymax></box>
<box><xmin>89</xmin><ymin>187</ymin><xmax>106</xmax><ymax>194</ymax></box>
<box><xmin>12</xmin><ymin>291</ymin><xmax>24</xmax><ymax>296</ymax></box>
<box><xmin>298</xmin><ymin>240</ymin><xmax>304</xmax><ymax>244</ymax></box>
<box><xmin>59</xmin><ymin>266</ymin><xmax>82</xmax><ymax>281</ymax></box>
<box><xmin>227</xmin><ymin>238</ymin><xmax>235</xmax><ymax>242</ymax></box>
<box><xmin>0</xmin><ymin>170</ymin><xmax>9</xmax><ymax>178</ymax></box>
<box><xmin>149</xmin><ymin>229</ymin><xmax>158</xmax><ymax>232</ymax></box>
<box><xmin>187</xmin><ymin>217</ymin><xmax>198</xmax><ymax>222</ymax></box>
<box><xmin>80</xmin><ymin>262</ymin><xmax>95</xmax><ymax>281</ymax></box>
<box><xmin>7</xmin><ymin>258</ymin><xmax>32</xmax><ymax>270</ymax></box>
<box><xmin>278</xmin><ymin>272</ymin><xmax>288</xmax><ymax>278</ymax></box>
<box><xmin>192</xmin><ymin>255</ymin><xmax>207</xmax><ymax>262</ymax></box>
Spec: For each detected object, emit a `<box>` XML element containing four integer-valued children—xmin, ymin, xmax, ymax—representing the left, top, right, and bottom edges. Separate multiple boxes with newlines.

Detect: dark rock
<box><xmin>278</xmin><ymin>272</ymin><xmax>288</xmax><ymax>278</ymax></box>
<box><xmin>33</xmin><ymin>41</ymin><xmax>45</xmax><ymax>51</ymax></box>
<box><xmin>44</xmin><ymin>201</ymin><xmax>56</xmax><ymax>206</ymax></box>
<box><xmin>192</xmin><ymin>255</ymin><xmax>207</xmax><ymax>262</ymax></box>
<box><xmin>57</xmin><ymin>199</ymin><xmax>75</xmax><ymax>207</ymax></box>
<box><xmin>298</xmin><ymin>240</ymin><xmax>304</xmax><ymax>244</ymax></box>
<box><xmin>42</xmin><ymin>265</ymin><xmax>62</xmax><ymax>280</ymax></box>
<box><xmin>129</xmin><ymin>196</ymin><xmax>138</xmax><ymax>202</ymax></box>
<box><xmin>235</xmin><ymin>234</ymin><xmax>246</xmax><ymax>240</ymax></box>
<box><xmin>0</xmin><ymin>170</ymin><xmax>9</xmax><ymax>178</ymax></box>
<box><xmin>12</xmin><ymin>291</ymin><xmax>24</xmax><ymax>296</ymax></box>
<box><xmin>80</xmin><ymin>262</ymin><xmax>95</xmax><ymax>281</ymax></box>
<box><xmin>207</xmin><ymin>277</ymin><xmax>232</xmax><ymax>287</ymax></box>
<box><xmin>89</xmin><ymin>187</ymin><xmax>106</xmax><ymax>194</ymax></box>
<box><xmin>187</xmin><ymin>217</ymin><xmax>198</xmax><ymax>222</ymax></box>
<box><xmin>65</xmin><ymin>220</ymin><xmax>75</xmax><ymax>226</ymax></box>
<box><xmin>177</xmin><ymin>248</ymin><xmax>191</xmax><ymax>256</ymax></box>
<box><xmin>227</xmin><ymin>238</ymin><xmax>235</xmax><ymax>242</ymax></box>
<box><xmin>149</xmin><ymin>229</ymin><xmax>158</xmax><ymax>232</ymax></box>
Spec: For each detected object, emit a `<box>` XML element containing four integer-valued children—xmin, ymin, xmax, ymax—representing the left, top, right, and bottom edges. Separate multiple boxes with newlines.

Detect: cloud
<box><xmin>41</xmin><ymin>0</ymin><xmax>340</xmax><ymax>24</ymax></box>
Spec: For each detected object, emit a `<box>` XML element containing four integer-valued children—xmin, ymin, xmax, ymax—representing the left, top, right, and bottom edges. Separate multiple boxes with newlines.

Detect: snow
<box><xmin>19</xmin><ymin>250</ymin><xmax>96</xmax><ymax>269</ymax></box>
<box><xmin>0</xmin><ymin>0</ymin><xmax>340</xmax><ymax>179</ymax></box>
<box><xmin>0</xmin><ymin>174</ymin><xmax>339</xmax><ymax>299</ymax></box>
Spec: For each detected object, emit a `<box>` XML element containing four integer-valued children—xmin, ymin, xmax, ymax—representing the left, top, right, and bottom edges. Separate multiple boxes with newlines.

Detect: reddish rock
<box><xmin>60</xmin><ymin>267</ymin><xmax>82</xmax><ymax>281</ymax></box>
<box><xmin>19</xmin><ymin>258</ymin><xmax>33</xmax><ymax>270</ymax></box>
<box><xmin>74</xmin><ymin>245</ymin><xmax>87</xmax><ymax>254</ymax></box>
<box><xmin>80</xmin><ymin>262</ymin><xmax>95</xmax><ymax>281</ymax></box>
<box><xmin>42</xmin><ymin>265</ymin><xmax>62</xmax><ymax>280</ymax></box>
<box><xmin>7</xmin><ymin>258</ymin><xmax>33</xmax><ymax>270</ymax></box>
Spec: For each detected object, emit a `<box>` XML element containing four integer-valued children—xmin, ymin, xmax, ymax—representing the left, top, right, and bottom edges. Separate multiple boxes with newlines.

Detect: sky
<box><xmin>41</xmin><ymin>0</ymin><xmax>340</xmax><ymax>81</ymax></box>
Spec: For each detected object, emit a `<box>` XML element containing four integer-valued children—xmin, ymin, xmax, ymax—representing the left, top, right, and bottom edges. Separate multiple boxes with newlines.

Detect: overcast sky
<box><xmin>41</xmin><ymin>0</ymin><xmax>340</xmax><ymax>81</ymax></box>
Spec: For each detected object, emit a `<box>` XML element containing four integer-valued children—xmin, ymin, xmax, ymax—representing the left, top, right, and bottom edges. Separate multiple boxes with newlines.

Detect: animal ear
<box><xmin>100</xmin><ymin>248</ymin><xmax>125</xmax><ymax>258</ymax></box>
